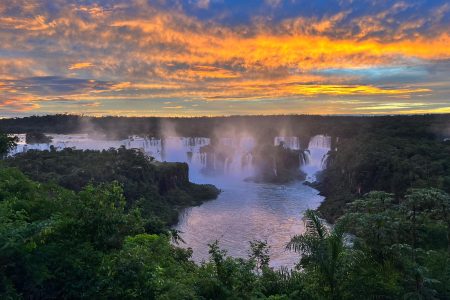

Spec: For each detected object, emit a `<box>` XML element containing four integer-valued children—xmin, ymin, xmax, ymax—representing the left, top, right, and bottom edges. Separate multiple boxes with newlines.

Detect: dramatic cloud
<box><xmin>68</xmin><ymin>62</ymin><xmax>94</xmax><ymax>70</ymax></box>
<box><xmin>0</xmin><ymin>0</ymin><xmax>449</xmax><ymax>116</ymax></box>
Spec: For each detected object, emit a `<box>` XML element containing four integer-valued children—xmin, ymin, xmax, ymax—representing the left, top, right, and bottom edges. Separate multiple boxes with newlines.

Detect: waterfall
<box><xmin>135</xmin><ymin>135</ymin><xmax>256</xmax><ymax>181</ymax></box>
<box><xmin>9</xmin><ymin>133</ymin><xmax>332</xmax><ymax>183</ymax></box>
<box><xmin>218</xmin><ymin>137</ymin><xmax>256</xmax><ymax>178</ymax></box>
<box><xmin>301</xmin><ymin>135</ymin><xmax>331</xmax><ymax>182</ymax></box>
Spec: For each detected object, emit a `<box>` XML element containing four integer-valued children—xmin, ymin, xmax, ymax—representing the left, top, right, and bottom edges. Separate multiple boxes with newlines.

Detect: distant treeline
<box><xmin>2</xmin><ymin>114</ymin><xmax>450</xmax><ymax>144</ymax></box>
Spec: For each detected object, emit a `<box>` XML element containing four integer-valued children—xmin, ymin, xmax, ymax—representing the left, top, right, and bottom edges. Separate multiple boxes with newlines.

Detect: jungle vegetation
<box><xmin>316</xmin><ymin>120</ymin><xmax>450</xmax><ymax>223</ymax></box>
<box><xmin>1</xmin><ymin>164</ymin><xmax>448</xmax><ymax>299</ymax></box>
<box><xmin>4</xmin><ymin>147</ymin><xmax>219</xmax><ymax>230</ymax></box>
<box><xmin>1</xmin><ymin>114</ymin><xmax>450</xmax><ymax>299</ymax></box>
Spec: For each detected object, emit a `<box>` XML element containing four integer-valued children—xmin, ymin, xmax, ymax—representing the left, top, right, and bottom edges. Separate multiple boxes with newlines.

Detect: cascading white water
<box><xmin>301</xmin><ymin>135</ymin><xmax>331</xmax><ymax>182</ymax></box>
<box><xmin>11</xmin><ymin>134</ymin><xmax>331</xmax><ymax>183</ymax></box>
<box><xmin>127</xmin><ymin>136</ymin><xmax>163</xmax><ymax>160</ymax></box>
<box><xmin>221</xmin><ymin>137</ymin><xmax>255</xmax><ymax>178</ymax></box>
<box><xmin>10</xmin><ymin>134</ymin><xmax>259</xmax><ymax>181</ymax></box>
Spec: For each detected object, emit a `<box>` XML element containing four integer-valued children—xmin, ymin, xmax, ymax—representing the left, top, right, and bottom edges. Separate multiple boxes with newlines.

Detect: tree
<box><xmin>0</xmin><ymin>132</ymin><xmax>17</xmax><ymax>158</ymax></box>
<box><xmin>340</xmin><ymin>189</ymin><xmax>450</xmax><ymax>299</ymax></box>
<box><xmin>287</xmin><ymin>210</ymin><xmax>353</xmax><ymax>300</ymax></box>
<box><xmin>342</xmin><ymin>191</ymin><xmax>400</xmax><ymax>258</ymax></box>
<box><xmin>248</xmin><ymin>240</ymin><xmax>270</xmax><ymax>275</ymax></box>
<box><xmin>0</xmin><ymin>170</ymin><xmax>146</xmax><ymax>298</ymax></box>
<box><xmin>98</xmin><ymin>234</ymin><xmax>198</xmax><ymax>299</ymax></box>
<box><xmin>403</xmin><ymin>188</ymin><xmax>450</xmax><ymax>252</ymax></box>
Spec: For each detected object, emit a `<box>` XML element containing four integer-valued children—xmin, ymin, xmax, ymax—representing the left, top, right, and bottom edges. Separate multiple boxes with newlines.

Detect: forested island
<box><xmin>1</xmin><ymin>114</ymin><xmax>450</xmax><ymax>299</ymax></box>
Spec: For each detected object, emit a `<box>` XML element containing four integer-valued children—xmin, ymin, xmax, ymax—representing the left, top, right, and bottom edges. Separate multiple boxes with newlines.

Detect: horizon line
<box><xmin>2</xmin><ymin>112</ymin><xmax>450</xmax><ymax>120</ymax></box>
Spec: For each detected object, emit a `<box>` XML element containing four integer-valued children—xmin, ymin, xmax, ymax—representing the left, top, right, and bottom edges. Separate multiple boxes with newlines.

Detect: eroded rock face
<box><xmin>199</xmin><ymin>143</ymin><xmax>253</xmax><ymax>176</ymax></box>
<box><xmin>250</xmin><ymin>144</ymin><xmax>305</xmax><ymax>183</ymax></box>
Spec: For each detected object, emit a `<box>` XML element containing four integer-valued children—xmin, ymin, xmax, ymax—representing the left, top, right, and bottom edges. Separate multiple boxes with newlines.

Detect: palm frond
<box><xmin>304</xmin><ymin>210</ymin><xmax>328</xmax><ymax>239</ymax></box>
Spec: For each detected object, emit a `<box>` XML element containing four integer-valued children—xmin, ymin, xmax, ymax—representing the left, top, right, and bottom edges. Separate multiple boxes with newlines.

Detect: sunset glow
<box><xmin>1</xmin><ymin>0</ymin><xmax>449</xmax><ymax>116</ymax></box>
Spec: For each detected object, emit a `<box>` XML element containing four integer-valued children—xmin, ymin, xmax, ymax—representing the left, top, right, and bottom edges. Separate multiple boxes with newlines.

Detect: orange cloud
<box><xmin>0</xmin><ymin>99</ymin><xmax>40</xmax><ymax>112</ymax></box>
<box><xmin>163</xmin><ymin>105</ymin><xmax>183</xmax><ymax>109</ymax></box>
<box><xmin>0</xmin><ymin>1</ymin><xmax>449</xmax><ymax>116</ymax></box>
<box><xmin>288</xmin><ymin>85</ymin><xmax>431</xmax><ymax>97</ymax></box>
<box><xmin>109</xmin><ymin>14</ymin><xmax>450</xmax><ymax>75</ymax></box>
<box><xmin>0</xmin><ymin>15</ymin><xmax>55</xmax><ymax>31</ymax></box>
<box><xmin>68</xmin><ymin>62</ymin><xmax>94</xmax><ymax>70</ymax></box>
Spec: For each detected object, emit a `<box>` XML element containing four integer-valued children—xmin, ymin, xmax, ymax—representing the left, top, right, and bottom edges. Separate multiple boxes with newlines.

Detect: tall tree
<box><xmin>287</xmin><ymin>210</ymin><xmax>353</xmax><ymax>300</ymax></box>
<box><xmin>0</xmin><ymin>132</ymin><xmax>17</xmax><ymax>158</ymax></box>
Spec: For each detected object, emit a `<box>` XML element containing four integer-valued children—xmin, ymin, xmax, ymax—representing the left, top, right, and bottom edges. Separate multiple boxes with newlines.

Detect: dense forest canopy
<box><xmin>1</xmin><ymin>161</ymin><xmax>448</xmax><ymax>299</ymax></box>
<box><xmin>4</xmin><ymin>148</ymin><xmax>219</xmax><ymax>230</ymax></box>
<box><xmin>1</xmin><ymin>115</ymin><xmax>450</xmax><ymax>299</ymax></box>
<box><xmin>316</xmin><ymin>130</ymin><xmax>450</xmax><ymax>222</ymax></box>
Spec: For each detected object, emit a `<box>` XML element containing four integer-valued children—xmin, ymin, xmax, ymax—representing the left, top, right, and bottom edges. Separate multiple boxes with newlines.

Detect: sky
<box><xmin>0</xmin><ymin>0</ymin><xmax>450</xmax><ymax>117</ymax></box>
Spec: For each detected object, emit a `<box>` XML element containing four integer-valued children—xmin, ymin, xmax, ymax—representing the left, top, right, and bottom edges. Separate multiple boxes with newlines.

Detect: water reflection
<box><xmin>175</xmin><ymin>177</ymin><xmax>323</xmax><ymax>268</ymax></box>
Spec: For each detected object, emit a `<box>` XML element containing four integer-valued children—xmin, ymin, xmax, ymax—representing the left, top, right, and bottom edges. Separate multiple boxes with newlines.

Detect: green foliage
<box><xmin>336</xmin><ymin>189</ymin><xmax>450</xmax><ymax>299</ymax></box>
<box><xmin>318</xmin><ymin>132</ymin><xmax>450</xmax><ymax>222</ymax></box>
<box><xmin>280</xmin><ymin>189</ymin><xmax>450</xmax><ymax>300</ymax></box>
<box><xmin>98</xmin><ymin>234</ymin><xmax>198</xmax><ymax>299</ymax></box>
<box><xmin>5</xmin><ymin>148</ymin><xmax>219</xmax><ymax>230</ymax></box>
<box><xmin>287</xmin><ymin>210</ymin><xmax>358</xmax><ymax>300</ymax></box>
<box><xmin>2</xmin><ymin>115</ymin><xmax>450</xmax><ymax>299</ymax></box>
<box><xmin>249</xmin><ymin>240</ymin><xmax>271</xmax><ymax>275</ymax></box>
<box><xmin>194</xmin><ymin>241</ymin><xmax>262</xmax><ymax>300</ymax></box>
<box><xmin>0</xmin><ymin>168</ymin><xmax>144</xmax><ymax>298</ymax></box>
<box><xmin>0</xmin><ymin>162</ymin><xmax>299</xmax><ymax>300</ymax></box>
<box><xmin>1</xmin><ymin>164</ymin><xmax>450</xmax><ymax>299</ymax></box>
<box><xmin>0</xmin><ymin>132</ymin><xmax>17</xmax><ymax>158</ymax></box>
